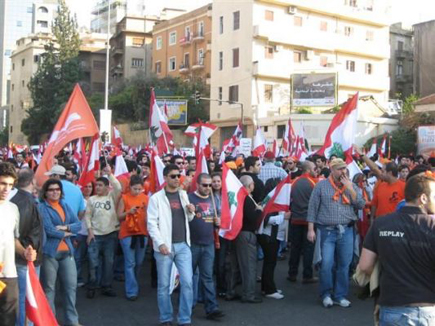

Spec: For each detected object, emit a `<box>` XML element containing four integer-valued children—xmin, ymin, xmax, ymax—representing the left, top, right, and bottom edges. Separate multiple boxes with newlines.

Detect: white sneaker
<box><xmin>266</xmin><ymin>292</ymin><xmax>284</xmax><ymax>300</ymax></box>
<box><xmin>322</xmin><ymin>296</ymin><xmax>333</xmax><ymax>308</ymax></box>
<box><xmin>277</xmin><ymin>289</ymin><xmax>283</xmax><ymax>294</ymax></box>
<box><xmin>333</xmin><ymin>298</ymin><xmax>351</xmax><ymax>308</ymax></box>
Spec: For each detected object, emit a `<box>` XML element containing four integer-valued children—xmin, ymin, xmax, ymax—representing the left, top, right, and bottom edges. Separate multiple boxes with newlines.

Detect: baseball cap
<box><xmin>44</xmin><ymin>165</ymin><xmax>66</xmax><ymax>176</ymax></box>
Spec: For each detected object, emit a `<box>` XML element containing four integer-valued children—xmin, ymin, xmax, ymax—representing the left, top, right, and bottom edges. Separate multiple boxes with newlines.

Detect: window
<box><xmin>169</xmin><ymin>31</ymin><xmax>176</xmax><ymax>45</ymax></box>
<box><xmin>198</xmin><ymin>21</ymin><xmax>204</xmax><ymax>37</ymax></box>
<box><xmin>37</xmin><ymin>20</ymin><xmax>48</xmax><ymax>28</ymax></box>
<box><xmin>294</xmin><ymin>16</ymin><xmax>303</xmax><ymax>27</ymax></box>
<box><xmin>184</xmin><ymin>53</ymin><xmax>190</xmax><ymax>68</ymax></box>
<box><xmin>397</xmin><ymin>40</ymin><xmax>404</xmax><ymax>51</ymax></box>
<box><xmin>22</xmin><ymin>59</ymin><xmax>25</xmax><ymax>66</ymax></box>
<box><xmin>93</xmin><ymin>60</ymin><xmax>105</xmax><ymax>70</ymax></box>
<box><xmin>320</xmin><ymin>56</ymin><xmax>328</xmax><ymax>67</ymax></box>
<box><xmin>198</xmin><ymin>49</ymin><xmax>204</xmax><ymax>64</ymax></box>
<box><xmin>156</xmin><ymin>36</ymin><xmax>162</xmax><ymax>50</ymax></box>
<box><xmin>219</xmin><ymin>16</ymin><xmax>224</xmax><ymax>34</ymax></box>
<box><xmin>366</xmin><ymin>30</ymin><xmax>374</xmax><ymax>41</ymax></box>
<box><xmin>218</xmin><ymin>87</ymin><xmax>223</xmax><ymax>105</ymax></box>
<box><xmin>320</xmin><ymin>21</ymin><xmax>328</xmax><ymax>31</ymax></box>
<box><xmin>219</xmin><ymin>51</ymin><xmax>223</xmax><ymax>70</ymax></box>
<box><xmin>132</xmin><ymin>37</ymin><xmax>144</xmax><ymax>47</ymax></box>
<box><xmin>233</xmin><ymin>11</ymin><xmax>240</xmax><ymax>30</ymax></box>
<box><xmin>4</xmin><ymin>49</ymin><xmax>11</xmax><ymax>56</ymax></box>
<box><xmin>155</xmin><ymin>61</ymin><xmax>161</xmax><ymax>74</ymax></box>
<box><xmin>265</xmin><ymin>46</ymin><xmax>274</xmax><ymax>59</ymax></box>
<box><xmin>346</xmin><ymin>0</ymin><xmax>358</xmax><ymax>7</ymax></box>
<box><xmin>233</xmin><ymin>48</ymin><xmax>239</xmax><ymax>68</ymax></box>
<box><xmin>185</xmin><ymin>26</ymin><xmax>191</xmax><ymax>39</ymax></box>
<box><xmin>229</xmin><ymin>85</ymin><xmax>239</xmax><ymax>102</ymax></box>
<box><xmin>264</xmin><ymin>84</ymin><xmax>273</xmax><ymax>103</ymax></box>
<box><xmin>346</xmin><ymin>60</ymin><xmax>355</xmax><ymax>72</ymax></box>
<box><xmin>365</xmin><ymin>63</ymin><xmax>373</xmax><ymax>75</ymax></box>
<box><xmin>17</xmin><ymin>21</ymin><xmax>22</xmax><ymax>27</ymax></box>
<box><xmin>11</xmin><ymin>84</ymin><xmax>14</xmax><ymax>91</ymax></box>
<box><xmin>277</xmin><ymin>125</ymin><xmax>285</xmax><ymax>138</ymax></box>
<box><xmin>344</xmin><ymin>26</ymin><xmax>353</xmax><ymax>36</ymax></box>
<box><xmin>38</xmin><ymin>6</ymin><xmax>48</xmax><ymax>13</ymax></box>
<box><xmin>131</xmin><ymin>58</ymin><xmax>144</xmax><ymax>67</ymax></box>
<box><xmin>265</xmin><ymin>10</ymin><xmax>274</xmax><ymax>21</ymax></box>
<box><xmin>12</xmin><ymin>63</ymin><xmax>15</xmax><ymax>71</ymax></box>
<box><xmin>293</xmin><ymin>51</ymin><xmax>302</xmax><ymax>63</ymax></box>
<box><xmin>396</xmin><ymin>60</ymin><xmax>403</xmax><ymax>75</ymax></box>
<box><xmin>34</xmin><ymin>55</ymin><xmax>39</xmax><ymax>63</ymax></box>
<box><xmin>169</xmin><ymin>57</ymin><xmax>176</xmax><ymax>71</ymax></box>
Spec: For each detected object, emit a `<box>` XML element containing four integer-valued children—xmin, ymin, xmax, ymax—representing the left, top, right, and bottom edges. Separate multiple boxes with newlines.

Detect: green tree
<box><xmin>402</xmin><ymin>93</ymin><xmax>419</xmax><ymax>114</ymax></box>
<box><xmin>22</xmin><ymin>0</ymin><xmax>81</xmax><ymax>144</ymax></box>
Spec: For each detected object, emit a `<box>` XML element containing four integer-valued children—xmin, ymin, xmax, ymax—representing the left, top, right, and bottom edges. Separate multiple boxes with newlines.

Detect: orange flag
<box><xmin>35</xmin><ymin>84</ymin><xmax>99</xmax><ymax>186</ymax></box>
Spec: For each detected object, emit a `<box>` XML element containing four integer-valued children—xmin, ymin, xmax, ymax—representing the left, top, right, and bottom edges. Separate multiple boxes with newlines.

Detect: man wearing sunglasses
<box><xmin>188</xmin><ymin>173</ymin><xmax>224</xmax><ymax>321</ymax></box>
<box><xmin>147</xmin><ymin>164</ymin><xmax>196</xmax><ymax>326</ymax></box>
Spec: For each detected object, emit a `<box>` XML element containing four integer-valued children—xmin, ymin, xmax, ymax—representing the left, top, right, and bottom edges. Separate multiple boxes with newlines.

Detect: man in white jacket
<box><xmin>148</xmin><ymin>164</ymin><xmax>195</xmax><ymax>326</ymax></box>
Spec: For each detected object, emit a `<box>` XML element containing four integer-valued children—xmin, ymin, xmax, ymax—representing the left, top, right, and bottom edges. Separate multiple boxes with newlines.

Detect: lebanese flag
<box><xmin>219</xmin><ymin>164</ymin><xmax>249</xmax><ymax>240</ymax></box>
<box><xmin>259</xmin><ymin>175</ymin><xmax>292</xmax><ymax>227</ymax></box>
<box><xmin>190</xmin><ymin>148</ymin><xmax>209</xmax><ymax>193</ymax></box>
<box><xmin>193</xmin><ymin>123</ymin><xmax>216</xmax><ymax>159</ymax></box>
<box><xmin>35</xmin><ymin>84</ymin><xmax>99</xmax><ymax>186</ymax></box>
<box><xmin>78</xmin><ymin>133</ymin><xmax>100</xmax><ymax>188</ymax></box>
<box><xmin>73</xmin><ymin>138</ymin><xmax>85</xmax><ymax>172</ymax></box>
<box><xmin>149</xmin><ymin>89</ymin><xmax>173</xmax><ymax>156</ymax></box>
<box><xmin>272</xmin><ymin>140</ymin><xmax>280</xmax><ymax>157</ymax></box>
<box><xmin>112</xmin><ymin>125</ymin><xmax>123</xmax><ymax>149</ymax></box>
<box><xmin>148</xmin><ymin>149</ymin><xmax>166</xmax><ymax>194</ymax></box>
<box><xmin>282</xmin><ymin>119</ymin><xmax>296</xmax><ymax>155</ymax></box>
<box><xmin>252</xmin><ymin>126</ymin><xmax>266</xmax><ymax>157</ymax></box>
<box><xmin>185</xmin><ymin>122</ymin><xmax>217</xmax><ymax>138</ymax></box>
<box><xmin>367</xmin><ymin>137</ymin><xmax>377</xmax><ymax>157</ymax></box>
<box><xmin>378</xmin><ymin>134</ymin><xmax>387</xmax><ymax>158</ymax></box>
<box><xmin>226</xmin><ymin>122</ymin><xmax>243</xmax><ymax>155</ymax></box>
<box><xmin>114</xmin><ymin>148</ymin><xmax>129</xmax><ymax>178</ymax></box>
<box><xmin>316</xmin><ymin>93</ymin><xmax>359</xmax><ymax>163</ymax></box>
<box><xmin>26</xmin><ymin>262</ymin><xmax>58</xmax><ymax>326</ymax></box>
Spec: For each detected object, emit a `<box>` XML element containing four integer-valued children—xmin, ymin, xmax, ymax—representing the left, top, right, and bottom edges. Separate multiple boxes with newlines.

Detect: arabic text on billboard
<box><xmin>156</xmin><ymin>99</ymin><xmax>188</xmax><ymax>125</ymax></box>
<box><xmin>417</xmin><ymin>126</ymin><xmax>435</xmax><ymax>158</ymax></box>
<box><xmin>292</xmin><ymin>73</ymin><xmax>336</xmax><ymax>107</ymax></box>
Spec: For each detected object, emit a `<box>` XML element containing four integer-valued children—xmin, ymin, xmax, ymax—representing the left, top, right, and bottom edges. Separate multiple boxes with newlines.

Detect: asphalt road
<box><xmin>65</xmin><ymin>252</ymin><xmax>374</xmax><ymax>326</ymax></box>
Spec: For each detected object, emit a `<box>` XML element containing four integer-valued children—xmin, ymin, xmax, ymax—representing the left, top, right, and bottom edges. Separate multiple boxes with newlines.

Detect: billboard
<box><xmin>417</xmin><ymin>126</ymin><xmax>435</xmax><ymax>158</ymax></box>
<box><xmin>292</xmin><ymin>73</ymin><xmax>337</xmax><ymax>107</ymax></box>
<box><xmin>156</xmin><ymin>99</ymin><xmax>188</xmax><ymax>125</ymax></box>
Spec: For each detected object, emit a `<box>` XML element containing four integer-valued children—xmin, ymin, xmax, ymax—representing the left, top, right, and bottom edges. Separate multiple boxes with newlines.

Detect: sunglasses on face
<box><xmin>169</xmin><ymin>174</ymin><xmax>181</xmax><ymax>179</ymax></box>
<box><xmin>201</xmin><ymin>184</ymin><xmax>212</xmax><ymax>188</ymax></box>
<box><xmin>175</xmin><ymin>162</ymin><xmax>184</xmax><ymax>165</ymax></box>
<box><xmin>163</xmin><ymin>160</ymin><xmax>170</xmax><ymax>163</ymax></box>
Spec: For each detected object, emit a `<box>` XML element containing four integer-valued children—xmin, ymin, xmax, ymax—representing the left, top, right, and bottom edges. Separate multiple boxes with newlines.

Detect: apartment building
<box><xmin>210</xmin><ymin>0</ymin><xmax>391</xmax><ymax>146</ymax></box>
<box><xmin>9</xmin><ymin>33</ymin><xmax>107</xmax><ymax>144</ymax></box>
<box><xmin>152</xmin><ymin>4</ymin><xmax>212</xmax><ymax>82</ymax></box>
<box><xmin>389</xmin><ymin>22</ymin><xmax>413</xmax><ymax>99</ymax></box>
<box><xmin>110</xmin><ymin>16</ymin><xmax>158</xmax><ymax>81</ymax></box>
<box><xmin>413</xmin><ymin>20</ymin><xmax>435</xmax><ymax>98</ymax></box>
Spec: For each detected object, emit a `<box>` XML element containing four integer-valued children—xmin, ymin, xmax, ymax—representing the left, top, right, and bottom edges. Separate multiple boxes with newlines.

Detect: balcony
<box><xmin>396</xmin><ymin>74</ymin><xmax>412</xmax><ymax>83</ymax></box>
<box><xmin>179</xmin><ymin>35</ymin><xmax>191</xmax><ymax>47</ymax></box>
<box><xmin>179</xmin><ymin>63</ymin><xmax>189</xmax><ymax>73</ymax></box>
<box><xmin>192</xmin><ymin>32</ymin><xmax>205</xmax><ymax>42</ymax></box>
<box><xmin>111</xmin><ymin>47</ymin><xmax>123</xmax><ymax>56</ymax></box>
<box><xmin>192</xmin><ymin>60</ymin><xmax>205</xmax><ymax>70</ymax></box>
<box><xmin>395</xmin><ymin>50</ymin><xmax>413</xmax><ymax>59</ymax></box>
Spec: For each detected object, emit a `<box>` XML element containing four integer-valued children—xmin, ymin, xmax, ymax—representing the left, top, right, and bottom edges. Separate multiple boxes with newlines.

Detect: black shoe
<box><xmin>287</xmin><ymin>276</ymin><xmax>297</xmax><ymax>282</ymax></box>
<box><xmin>241</xmin><ymin>297</ymin><xmax>263</xmax><ymax>303</ymax></box>
<box><xmin>127</xmin><ymin>295</ymin><xmax>138</xmax><ymax>301</ymax></box>
<box><xmin>102</xmin><ymin>288</ymin><xmax>117</xmax><ymax>297</ymax></box>
<box><xmin>86</xmin><ymin>289</ymin><xmax>95</xmax><ymax>299</ymax></box>
<box><xmin>206</xmin><ymin>309</ymin><xmax>225</xmax><ymax>320</ymax></box>
<box><xmin>225</xmin><ymin>294</ymin><xmax>241</xmax><ymax>301</ymax></box>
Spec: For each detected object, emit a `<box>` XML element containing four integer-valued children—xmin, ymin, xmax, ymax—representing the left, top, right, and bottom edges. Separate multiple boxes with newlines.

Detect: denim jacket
<box><xmin>39</xmin><ymin>199</ymin><xmax>81</xmax><ymax>258</ymax></box>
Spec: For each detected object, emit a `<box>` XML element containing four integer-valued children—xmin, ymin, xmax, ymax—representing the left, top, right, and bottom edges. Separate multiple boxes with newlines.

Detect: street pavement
<box><xmin>71</xmin><ymin>253</ymin><xmax>374</xmax><ymax>326</ymax></box>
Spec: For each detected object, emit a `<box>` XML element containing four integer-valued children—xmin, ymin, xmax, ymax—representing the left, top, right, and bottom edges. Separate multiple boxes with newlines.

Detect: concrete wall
<box><xmin>413</xmin><ymin>20</ymin><xmax>435</xmax><ymax>97</ymax></box>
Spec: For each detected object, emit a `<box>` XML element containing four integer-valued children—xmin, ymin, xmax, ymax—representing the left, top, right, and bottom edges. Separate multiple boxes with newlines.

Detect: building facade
<box><xmin>210</xmin><ymin>0</ymin><xmax>391</xmax><ymax>147</ymax></box>
<box><xmin>413</xmin><ymin>20</ymin><xmax>435</xmax><ymax>98</ymax></box>
<box><xmin>389</xmin><ymin>23</ymin><xmax>413</xmax><ymax>99</ymax></box>
<box><xmin>152</xmin><ymin>4</ymin><xmax>212</xmax><ymax>82</ymax></box>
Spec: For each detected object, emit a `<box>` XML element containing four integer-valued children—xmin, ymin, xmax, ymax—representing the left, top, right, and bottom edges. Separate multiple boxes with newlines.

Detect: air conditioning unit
<box><xmin>288</xmin><ymin>6</ymin><xmax>297</xmax><ymax>15</ymax></box>
<box><xmin>305</xmin><ymin>50</ymin><xmax>314</xmax><ymax>60</ymax></box>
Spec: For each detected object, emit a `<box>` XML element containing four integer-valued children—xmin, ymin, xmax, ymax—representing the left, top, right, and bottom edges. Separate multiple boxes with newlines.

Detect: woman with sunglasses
<box><xmin>39</xmin><ymin>179</ymin><xmax>81</xmax><ymax>326</ymax></box>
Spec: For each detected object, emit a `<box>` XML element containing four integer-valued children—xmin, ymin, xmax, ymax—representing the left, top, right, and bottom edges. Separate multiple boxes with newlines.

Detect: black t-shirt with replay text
<box><xmin>165</xmin><ymin>190</ymin><xmax>186</xmax><ymax>244</ymax></box>
<box><xmin>363</xmin><ymin>206</ymin><xmax>435</xmax><ymax>306</ymax></box>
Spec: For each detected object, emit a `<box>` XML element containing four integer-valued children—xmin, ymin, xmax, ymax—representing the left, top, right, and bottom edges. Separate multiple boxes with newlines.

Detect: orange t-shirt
<box><xmin>372</xmin><ymin>180</ymin><xmax>405</xmax><ymax>218</ymax></box>
<box><xmin>118</xmin><ymin>175</ymin><xmax>131</xmax><ymax>195</ymax></box>
<box><xmin>119</xmin><ymin>192</ymin><xmax>149</xmax><ymax>239</ymax></box>
<box><xmin>49</xmin><ymin>200</ymin><xmax>69</xmax><ymax>252</ymax></box>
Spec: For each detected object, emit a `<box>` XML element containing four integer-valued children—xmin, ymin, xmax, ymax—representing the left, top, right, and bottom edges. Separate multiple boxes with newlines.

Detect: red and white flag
<box><xmin>252</xmin><ymin>126</ymin><xmax>266</xmax><ymax>157</ymax></box>
<box><xmin>294</xmin><ymin>122</ymin><xmax>309</xmax><ymax>161</ymax></box>
<box><xmin>220</xmin><ymin>122</ymin><xmax>243</xmax><ymax>158</ymax></box>
<box><xmin>272</xmin><ymin>140</ymin><xmax>280</xmax><ymax>158</ymax></box>
<box><xmin>316</xmin><ymin>93</ymin><xmax>359</xmax><ymax>163</ymax></box>
<box><xmin>112</xmin><ymin>125</ymin><xmax>123</xmax><ymax>149</ymax></box>
<box><xmin>185</xmin><ymin>122</ymin><xmax>217</xmax><ymax>138</ymax></box>
<box><xmin>378</xmin><ymin>134</ymin><xmax>387</xmax><ymax>158</ymax></box>
<box><xmin>367</xmin><ymin>137</ymin><xmax>377</xmax><ymax>157</ymax></box>
<box><xmin>78</xmin><ymin>133</ymin><xmax>100</xmax><ymax>188</ymax></box>
<box><xmin>26</xmin><ymin>262</ymin><xmax>58</xmax><ymax>326</ymax></box>
<box><xmin>149</xmin><ymin>149</ymin><xmax>166</xmax><ymax>194</ymax></box>
<box><xmin>114</xmin><ymin>148</ymin><xmax>129</xmax><ymax>178</ymax></box>
<box><xmin>219</xmin><ymin>164</ymin><xmax>249</xmax><ymax>240</ymax></box>
<box><xmin>149</xmin><ymin>89</ymin><xmax>173</xmax><ymax>156</ymax></box>
<box><xmin>282</xmin><ymin>119</ymin><xmax>296</xmax><ymax>155</ymax></box>
<box><xmin>259</xmin><ymin>175</ymin><xmax>292</xmax><ymax>227</ymax></box>
<box><xmin>190</xmin><ymin>148</ymin><xmax>209</xmax><ymax>193</ymax></box>
<box><xmin>73</xmin><ymin>138</ymin><xmax>85</xmax><ymax>172</ymax></box>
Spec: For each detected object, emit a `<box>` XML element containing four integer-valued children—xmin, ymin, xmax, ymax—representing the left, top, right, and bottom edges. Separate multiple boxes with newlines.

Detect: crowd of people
<box><xmin>1</xmin><ymin>144</ymin><xmax>435</xmax><ymax>326</ymax></box>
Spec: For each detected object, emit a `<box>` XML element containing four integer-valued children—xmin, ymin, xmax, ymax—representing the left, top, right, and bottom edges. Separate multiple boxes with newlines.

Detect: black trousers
<box><xmin>215</xmin><ymin>237</ymin><xmax>230</xmax><ymax>292</ymax></box>
<box><xmin>288</xmin><ymin>224</ymin><xmax>314</xmax><ymax>279</ymax></box>
<box><xmin>0</xmin><ymin>277</ymin><xmax>18</xmax><ymax>326</ymax></box>
<box><xmin>258</xmin><ymin>234</ymin><xmax>279</xmax><ymax>294</ymax></box>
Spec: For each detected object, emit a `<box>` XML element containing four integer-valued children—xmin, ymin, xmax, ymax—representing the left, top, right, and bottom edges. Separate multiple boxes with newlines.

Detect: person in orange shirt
<box><xmin>371</xmin><ymin>162</ymin><xmax>405</xmax><ymax>219</ymax></box>
<box><xmin>117</xmin><ymin>175</ymin><xmax>149</xmax><ymax>301</ymax></box>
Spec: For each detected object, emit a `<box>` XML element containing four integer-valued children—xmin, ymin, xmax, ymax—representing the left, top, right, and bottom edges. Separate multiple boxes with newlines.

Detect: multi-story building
<box><xmin>151</xmin><ymin>4</ymin><xmax>212</xmax><ymax>82</ymax></box>
<box><xmin>389</xmin><ymin>23</ymin><xmax>413</xmax><ymax>99</ymax></box>
<box><xmin>110</xmin><ymin>16</ymin><xmax>158</xmax><ymax>81</ymax></box>
<box><xmin>9</xmin><ymin>32</ymin><xmax>107</xmax><ymax>144</ymax></box>
<box><xmin>210</xmin><ymin>0</ymin><xmax>391</xmax><ymax>146</ymax></box>
<box><xmin>413</xmin><ymin>20</ymin><xmax>435</xmax><ymax>98</ymax></box>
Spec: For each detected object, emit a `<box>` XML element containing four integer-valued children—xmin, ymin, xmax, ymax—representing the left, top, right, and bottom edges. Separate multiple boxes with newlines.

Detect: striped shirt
<box><xmin>307</xmin><ymin>179</ymin><xmax>365</xmax><ymax>226</ymax></box>
<box><xmin>258</xmin><ymin>162</ymin><xmax>288</xmax><ymax>184</ymax></box>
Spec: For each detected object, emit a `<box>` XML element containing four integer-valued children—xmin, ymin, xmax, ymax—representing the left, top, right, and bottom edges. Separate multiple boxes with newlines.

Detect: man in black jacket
<box><xmin>10</xmin><ymin>168</ymin><xmax>44</xmax><ymax>326</ymax></box>
<box><xmin>240</xmin><ymin>156</ymin><xmax>265</xmax><ymax>203</ymax></box>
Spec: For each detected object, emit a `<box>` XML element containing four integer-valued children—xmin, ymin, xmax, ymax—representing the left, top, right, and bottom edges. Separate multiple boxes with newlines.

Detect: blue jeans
<box><xmin>154</xmin><ymin>242</ymin><xmax>193</xmax><ymax>324</ymax></box>
<box><xmin>191</xmin><ymin>243</ymin><xmax>219</xmax><ymax>314</ymax></box>
<box><xmin>318</xmin><ymin>225</ymin><xmax>354</xmax><ymax>300</ymax></box>
<box><xmin>380</xmin><ymin>306</ymin><xmax>435</xmax><ymax>326</ymax></box>
<box><xmin>41</xmin><ymin>252</ymin><xmax>79</xmax><ymax>325</ymax></box>
<box><xmin>73</xmin><ymin>234</ymin><xmax>88</xmax><ymax>284</ymax></box>
<box><xmin>87</xmin><ymin>231</ymin><xmax>117</xmax><ymax>289</ymax></box>
<box><xmin>16</xmin><ymin>264</ymin><xmax>40</xmax><ymax>326</ymax></box>
<box><xmin>120</xmin><ymin>236</ymin><xmax>148</xmax><ymax>298</ymax></box>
